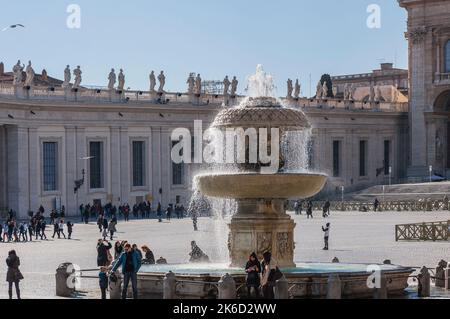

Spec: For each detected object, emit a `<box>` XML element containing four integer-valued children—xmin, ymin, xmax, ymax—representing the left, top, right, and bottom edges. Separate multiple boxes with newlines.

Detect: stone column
<box><xmin>110</xmin><ymin>127</ymin><xmax>121</xmax><ymax>205</ymax></box>
<box><xmin>28</xmin><ymin>127</ymin><xmax>39</xmax><ymax>212</ymax></box>
<box><xmin>152</xmin><ymin>127</ymin><xmax>162</xmax><ymax>206</ymax></box>
<box><xmin>0</xmin><ymin>126</ymin><xmax>7</xmax><ymax>210</ymax></box>
<box><xmin>407</xmin><ymin>28</ymin><xmax>429</xmax><ymax>178</ymax></box>
<box><xmin>119</xmin><ymin>127</ymin><xmax>130</xmax><ymax>204</ymax></box>
<box><xmin>7</xmin><ymin>126</ymin><xmax>30</xmax><ymax>218</ymax></box>
<box><xmin>75</xmin><ymin>127</ymin><xmax>87</xmax><ymax>207</ymax></box>
<box><xmin>161</xmin><ymin>128</ymin><xmax>171</xmax><ymax>205</ymax></box>
<box><xmin>65</xmin><ymin>126</ymin><xmax>78</xmax><ymax>216</ymax></box>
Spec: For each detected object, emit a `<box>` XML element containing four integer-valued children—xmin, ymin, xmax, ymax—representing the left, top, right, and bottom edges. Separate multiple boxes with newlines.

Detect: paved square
<box><xmin>0</xmin><ymin>210</ymin><xmax>449</xmax><ymax>298</ymax></box>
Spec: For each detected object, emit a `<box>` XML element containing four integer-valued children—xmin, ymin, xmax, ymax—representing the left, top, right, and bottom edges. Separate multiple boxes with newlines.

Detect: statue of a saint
<box><xmin>157</xmin><ymin>71</ymin><xmax>165</xmax><ymax>93</ymax></box>
<box><xmin>186</xmin><ymin>74</ymin><xmax>195</xmax><ymax>94</ymax></box>
<box><xmin>223</xmin><ymin>76</ymin><xmax>231</xmax><ymax>96</ymax></box>
<box><xmin>107</xmin><ymin>68</ymin><xmax>116</xmax><ymax>90</ymax></box>
<box><xmin>118</xmin><ymin>69</ymin><xmax>125</xmax><ymax>91</ymax></box>
<box><xmin>24</xmin><ymin>61</ymin><xmax>35</xmax><ymax>87</ymax></box>
<box><xmin>322</xmin><ymin>81</ymin><xmax>328</xmax><ymax>99</ymax></box>
<box><xmin>375</xmin><ymin>86</ymin><xmax>383</xmax><ymax>102</ymax></box>
<box><xmin>12</xmin><ymin>60</ymin><xmax>25</xmax><ymax>85</ymax></box>
<box><xmin>73</xmin><ymin>66</ymin><xmax>82</xmax><ymax>88</ymax></box>
<box><xmin>287</xmin><ymin>78</ymin><xmax>293</xmax><ymax>99</ymax></box>
<box><xmin>369</xmin><ymin>84</ymin><xmax>375</xmax><ymax>102</ymax></box>
<box><xmin>194</xmin><ymin>74</ymin><xmax>202</xmax><ymax>95</ymax></box>
<box><xmin>230</xmin><ymin>76</ymin><xmax>238</xmax><ymax>96</ymax></box>
<box><xmin>348</xmin><ymin>84</ymin><xmax>355</xmax><ymax>101</ymax></box>
<box><xmin>294</xmin><ymin>79</ymin><xmax>301</xmax><ymax>99</ymax></box>
<box><xmin>62</xmin><ymin>65</ymin><xmax>71</xmax><ymax>88</ymax></box>
<box><xmin>316</xmin><ymin>81</ymin><xmax>322</xmax><ymax>99</ymax></box>
<box><xmin>149</xmin><ymin>71</ymin><xmax>156</xmax><ymax>92</ymax></box>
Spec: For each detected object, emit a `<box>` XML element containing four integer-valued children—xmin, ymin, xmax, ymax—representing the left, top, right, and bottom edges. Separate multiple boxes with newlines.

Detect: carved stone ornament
<box><xmin>407</xmin><ymin>26</ymin><xmax>428</xmax><ymax>44</ymax></box>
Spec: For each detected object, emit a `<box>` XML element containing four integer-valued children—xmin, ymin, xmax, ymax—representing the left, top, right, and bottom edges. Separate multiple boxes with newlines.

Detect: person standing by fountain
<box><xmin>261</xmin><ymin>252</ymin><xmax>281</xmax><ymax>299</ymax></box>
<box><xmin>245</xmin><ymin>252</ymin><xmax>261</xmax><ymax>298</ymax></box>
<box><xmin>111</xmin><ymin>243</ymin><xmax>141</xmax><ymax>299</ymax></box>
<box><xmin>306</xmin><ymin>200</ymin><xmax>313</xmax><ymax>219</ymax></box>
<box><xmin>322</xmin><ymin>200</ymin><xmax>331</xmax><ymax>218</ymax></box>
<box><xmin>322</xmin><ymin>223</ymin><xmax>330</xmax><ymax>250</ymax></box>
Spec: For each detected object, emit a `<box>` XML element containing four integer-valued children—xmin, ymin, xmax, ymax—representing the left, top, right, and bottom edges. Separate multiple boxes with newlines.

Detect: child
<box><xmin>67</xmin><ymin>221</ymin><xmax>73</xmax><ymax>239</ymax></box>
<box><xmin>99</xmin><ymin>266</ymin><xmax>108</xmax><ymax>299</ymax></box>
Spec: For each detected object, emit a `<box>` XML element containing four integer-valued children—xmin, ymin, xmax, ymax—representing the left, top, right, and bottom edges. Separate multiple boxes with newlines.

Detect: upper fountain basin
<box><xmin>195</xmin><ymin>172</ymin><xmax>327</xmax><ymax>199</ymax></box>
<box><xmin>212</xmin><ymin>97</ymin><xmax>310</xmax><ymax>130</ymax></box>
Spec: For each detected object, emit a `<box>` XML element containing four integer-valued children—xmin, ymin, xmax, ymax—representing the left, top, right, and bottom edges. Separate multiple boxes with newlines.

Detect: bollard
<box><xmin>445</xmin><ymin>269</ymin><xmax>450</xmax><ymax>290</ymax></box>
<box><xmin>418</xmin><ymin>267</ymin><xmax>431</xmax><ymax>298</ymax></box>
<box><xmin>326</xmin><ymin>274</ymin><xmax>341</xmax><ymax>299</ymax></box>
<box><xmin>163</xmin><ymin>271</ymin><xmax>177</xmax><ymax>299</ymax></box>
<box><xmin>274</xmin><ymin>275</ymin><xmax>289</xmax><ymax>299</ymax></box>
<box><xmin>435</xmin><ymin>260</ymin><xmax>447</xmax><ymax>288</ymax></box>
<box><xmin>218</xmin><ymin>273</ymin><xmax>236</xmax><ymax>299</ymax></box>
<box><xmin>373</xmin><ymin>274</ymin><xmax>387</xmax><ymax>299</ymax></box>
<box><xmin>55</xmin><ymin>262</ymin><xmax>75</xmax><ymax>297</ymax></box>
<box><xmin>109</xmin><ymin>271</ymin><xmax>122</xmax><ymax>299</ymax></box>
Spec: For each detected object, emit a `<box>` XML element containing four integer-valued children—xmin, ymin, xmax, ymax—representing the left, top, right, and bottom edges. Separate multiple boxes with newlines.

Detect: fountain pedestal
<box><xmin>229</xmin><ymin>199</ymin><xmax>296</xmax><ymax>268</ymax></box>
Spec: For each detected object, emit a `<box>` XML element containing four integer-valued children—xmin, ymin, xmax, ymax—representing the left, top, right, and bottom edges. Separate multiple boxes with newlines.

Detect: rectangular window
<box><xmin>384</xmin><ymin>140</ymin><xmax>390</xmax><ymax>175</ymax></box>
<box><xmin>332</xmin><ymin>141</ymin><xmax>340</xmax><ymax>177</ymax></box>
<box><xmin>89</xmin><ymin>141</ymin><xmax>104</xmax><ymax>189</ymax></box>
<box><xmin>359</xmin><ymin>140</ymin><xmax>367</xmax><ymax>177</ymax></box>
<box><xmin>172</xmin><ymin>141</ymin><xmax>184</xmax><ymax>185</ymax></box>
<box><xmin>43</xmin><ymin>142</ymin><xmax>58</xmax><ymax>191</ymax></box>
<box><xmin>132</xmin><ymin>141</ymin><xmax>145</xmax><ymax>187</ymax></box>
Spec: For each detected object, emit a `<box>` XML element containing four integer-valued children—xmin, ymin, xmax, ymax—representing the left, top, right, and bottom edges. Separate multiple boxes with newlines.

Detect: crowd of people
<box><xmin>96</xmin><ymin>239</ymin><xmax>167</xmax><ymax>299</ymax></box>
<box><xmin>79</xmin><ymin>201</ymin><xmax>187</xmax><ymax>224</ymax></box>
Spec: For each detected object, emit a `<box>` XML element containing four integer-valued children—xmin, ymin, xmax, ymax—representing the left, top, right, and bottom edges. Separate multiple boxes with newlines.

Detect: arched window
<box><xmin>445</xmin><ymin>40</ymin><xmax>450</xmax><ymax>73</ymax></box>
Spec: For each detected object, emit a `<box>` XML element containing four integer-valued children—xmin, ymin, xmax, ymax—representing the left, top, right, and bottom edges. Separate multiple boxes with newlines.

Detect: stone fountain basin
<box><xmin>195</xmin><ymin>173</ymin><xmax>327</xmax><ymax>199</ymax></box>
<box><xmin>136</xmin><ymin>263</ymin><xmax>414</xmax><ymax>299</ymax></box>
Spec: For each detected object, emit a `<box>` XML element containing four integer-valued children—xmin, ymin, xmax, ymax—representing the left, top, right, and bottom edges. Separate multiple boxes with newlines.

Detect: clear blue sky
<box><xmin>0</xmin><ymin>0</ymin><xmax>408</xmax><ymax>96</ymax></box>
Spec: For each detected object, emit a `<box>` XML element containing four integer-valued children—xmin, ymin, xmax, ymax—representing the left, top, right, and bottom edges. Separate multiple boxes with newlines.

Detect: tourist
<box><xmin>102</xmin><ymin>225</ymin><xmax>108</xmax><ymax>241</ymax></box>
<box><xmin>156</xmin><ymin>256</ymin><xmax>167</xmax><ymax>264</ymax></box>
<box><xmin>322</xmin><ymin>223</ymin><xmax>330</xmax><ymax>250</ymax></box>
<box><xmin>18</xmin><ymin>223</ymin><xmax>26</xmax><ymax>242</ymax></box>
<box><xmin>189</xmin><ymin>241</ymin><xmax>210</xmax><ymax>263</ymax></box>
<box><xmin>114</xmin><ymin>241</ymin><xmax>123</xmax><ymax>260</ymax></box>
<box><xmin>111</xmin><ymin>243</ymin><xmax>141</xmax><ymax>299</ymax></box>
<box><xmin>84</xmin><ymin>205</ymin><xmax>90</xmax><ymax>224</ymax></box>
<box><xmin>6</xmin><ymin>250</ymin><xmax>23</xmax><ymax>299</ymax></box>
<box><xmin>108</xmin><ymin>219</ymin><xmax>117</xmax><ymax>241</ymax></box>
<box><xmin>156</xmin><ymin>202</ymin><xmax>162</xmax><ymax>222</ymax></box>
<box><xmin>34</xmin><ymin>219</ymin><xmax>40</xmax><ymax>240</ymax></box>
<box><xmin>166</xmin><ymin>204</ymin><xmax>173</xmax><ymax>221</ymax></box>
<box><xmin>294</xmin><ymin>200</ymin><xmax>302</xmax><ymax>215</ymax></box>
<box><xmin>59</xmin><ymin>220</ymin><xmax>66</xmax><ymax>239</ymax></box>
<box><xmin>322</xmin><ymin>200</ymin><xmax>331</xmax><ymax>218</ymax></box>
<box><xmin>99</xmin><ymin>266</ymin><xmax>108</xmax><ymax>299</ymax></box>
<box><xmin>261</xmin><ymin>252</ymin><xmax>281</xmax><ymax>299</ymax></box>
<box><xmin>132</xmin><ymin>244</ymin><xmax>143</xmax><ymax>260</ymax></box>
<box><xmin>67</xmin><ymin>221</ymin><xmax>74</xmax><ymax>239</ymax></box>
<box><xmin>97</xmin><ymin>215</ymin><xmax>103</xmax><ymax>233</ymax></box>
<box><xmin>245</xmin><ymin>252</ymin><xmax>261</xmax><ymax>298</ymax></box>
<box><xmin>306</xmin><ymin>201</ymin><xmax>313</xmax><ymax>219</ymax></box>
<box><xmin>374</xmin><ymin>198</ymin><xmax>380</xmax><ymax>212</ymax></box>
<box><xmin>97</xmin><ymin>239</ymin><xmax>113</xmax><ymax>267</ymax></box>
<box><xmin>52</xmin><ymin>221</ymin><xmax>59</xmax><ymax>239</ymax></box>
<box><xmin>3</xmin><ymin>222</ymin><xmax>8</xmax><ymax>242</ymax></box>
<box><xmin>41</xmin><ymin>220</ymin><xmax>47</xmax><ymax>240</ymax></box>
<box><xmin>141</xmin><ymin>245</ymin><xmax>155</xmax><ymax>264</ymax></box>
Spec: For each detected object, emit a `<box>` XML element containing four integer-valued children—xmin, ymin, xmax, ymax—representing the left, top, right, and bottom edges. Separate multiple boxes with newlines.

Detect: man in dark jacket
<box><xmin>111</xmin><ymin>243</ymin><xmax>141</xmax><ymax>299</ymax></box>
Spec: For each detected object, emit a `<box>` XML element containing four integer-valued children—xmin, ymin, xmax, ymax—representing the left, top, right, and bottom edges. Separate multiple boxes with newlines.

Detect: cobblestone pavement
<box><xmin>0</xmin><ymin>210</ymin><xmax>449</xmax><ymax>299</ymax></box>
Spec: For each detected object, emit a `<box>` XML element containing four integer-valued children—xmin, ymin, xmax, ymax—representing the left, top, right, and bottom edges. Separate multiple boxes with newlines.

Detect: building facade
<box><xmin>399</xmin><ymin>0</ymin><xmax>450</xmax><ymax>179</ymax></box>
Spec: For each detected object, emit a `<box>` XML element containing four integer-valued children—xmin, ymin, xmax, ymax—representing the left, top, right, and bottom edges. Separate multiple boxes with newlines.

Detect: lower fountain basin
<box><xmin>195</xmin><ymin>173</ymin><xmax>327</xmax><ymax>199</ymax></box>
<box><xmin>136</xmin><ymin>262</ymin><xmax>414</xmax><ymax>299</ymax></box>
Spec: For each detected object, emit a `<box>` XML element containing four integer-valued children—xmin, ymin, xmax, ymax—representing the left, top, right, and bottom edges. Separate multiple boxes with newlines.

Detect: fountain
<box><xmin>137</xmin><ymin>66</ymin><xmax>413</xmax><ymax>299</ymax></box>
<box><xmin>194</xmin><ymin>65</ymin><xmax>326</xmax><ymax>268</ymax></box>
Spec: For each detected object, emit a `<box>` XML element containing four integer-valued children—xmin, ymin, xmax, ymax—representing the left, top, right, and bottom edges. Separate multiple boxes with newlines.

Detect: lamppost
<box><xmin>429</xmin><ymin>165</ymin><xmax>433</xmax><ymax>183</ymax></box>
<box><xmin>341</xmin><ymin>185</ymin><xmax>344</xmax><ymax>210</ymax></box>
<box><xmin>382</xmin><ymin>185</ymin><xmax>385</xmax><ymax>202</ymax></box>
<box><xmin>388</xmin><ymin>166</ymin><xmax>392</xmax><ymax>186</ymax></box>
